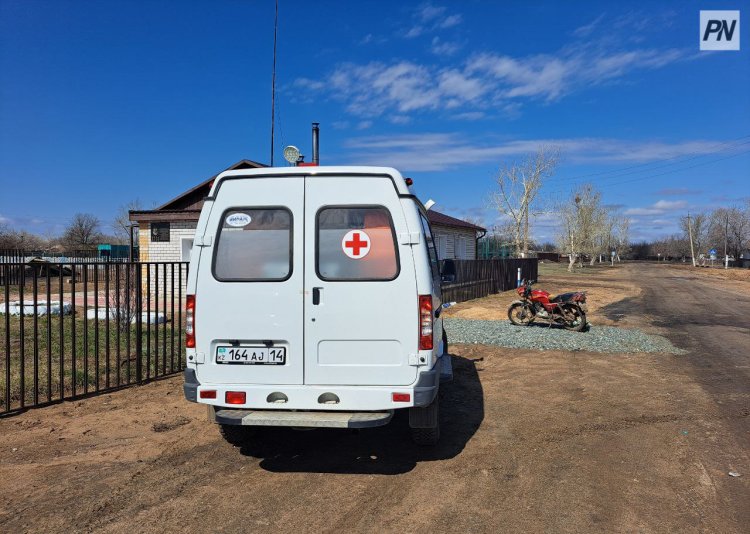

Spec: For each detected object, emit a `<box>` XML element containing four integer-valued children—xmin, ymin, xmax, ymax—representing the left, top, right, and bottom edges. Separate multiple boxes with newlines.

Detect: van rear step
<box><xmin>214</xmin><ymin>409</ymin><xmax>394</xmax><ymax>429</ymax></box>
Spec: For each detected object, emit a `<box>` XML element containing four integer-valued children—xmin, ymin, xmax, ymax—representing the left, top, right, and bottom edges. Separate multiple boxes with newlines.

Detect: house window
<box><xmin>151</xmin><ymin>222</ymin><xmax>170</xmax><ymax>242</ymax></box>
<box><xmin>456</xmin><ymin>236</ymin><xmax>467</xmax><ymax>259</ymax></box>
<box><xmin>435</xmin><ymin>234</ymin><xmax>448</xmax><ymax>260</ymax></box>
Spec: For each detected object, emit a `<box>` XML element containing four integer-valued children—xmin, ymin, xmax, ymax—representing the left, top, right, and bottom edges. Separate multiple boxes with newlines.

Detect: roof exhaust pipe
<box><xmin>312</xmin><ymin>122</ymin><xmax>320</xmax><ymax>165</ymax></box>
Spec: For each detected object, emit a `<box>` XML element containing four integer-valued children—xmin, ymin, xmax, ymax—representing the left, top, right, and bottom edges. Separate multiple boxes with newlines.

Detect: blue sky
<box><xmin>1</xmin><ymin>0</ymin><xmax>749</xmax><ymax>242</ymax></box>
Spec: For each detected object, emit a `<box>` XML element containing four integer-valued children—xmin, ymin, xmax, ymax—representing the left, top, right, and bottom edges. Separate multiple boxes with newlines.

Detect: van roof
<box><xmin>208</xmin><ymin>166</ymin><xmax>411</xmax><ymax>197</ymax></box>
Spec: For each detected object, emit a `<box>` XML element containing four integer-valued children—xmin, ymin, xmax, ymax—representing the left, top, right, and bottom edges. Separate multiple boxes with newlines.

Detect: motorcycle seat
<box><xmin>550</xmin><ymin>292</ymin><xmax>579</xmax><ymax>303</ymax></box>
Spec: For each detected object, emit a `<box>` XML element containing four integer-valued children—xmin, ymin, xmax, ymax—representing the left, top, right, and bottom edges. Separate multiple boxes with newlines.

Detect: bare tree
<box><xmin>62</xmin><ymin>213</ymin><xmax>101</xmax><ymax>251</ymax></box>
<box><xmin>107</xmin><ymin>265</ymin><xmax>141</xmax><ymax>332</ymax></box>
<box><xmin>113</xmin><ymin>199</ymin><xmax>142</xmax><ymax>244</ymax></box>
<box><xmin>556</xmin><ymin>184</ymin><xmax>611</xmax><ymax>271</ymax></box>
<box><xmin>680</xmin><ymin>213</ymin><xmax>708</xmax><ymax>263</ymax></box>
<box><xmin>0</xmin><ymin>224</ymin><xmax>48</xmax><ymax>250</ymax></box>
<box><xmin>490</xmin><ymin>146</ymin><xmax>560</xmax><ymax>257</ymax></box>
<box><xmin>709</xmin><ymin>206</ymin><xmax>750</xmax><ymax>260</ymax></box>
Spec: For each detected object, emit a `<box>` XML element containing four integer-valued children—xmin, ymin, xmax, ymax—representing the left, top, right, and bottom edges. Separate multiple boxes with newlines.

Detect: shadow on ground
<box><xmin>235</xmin><ymin>355</ymin><xmax>484</xmax><ymax>475</ymax></box>
<box><xmin>600</xmin><ymin>297</ymin><xmax>639</xmax><ymax>323</ymax></box>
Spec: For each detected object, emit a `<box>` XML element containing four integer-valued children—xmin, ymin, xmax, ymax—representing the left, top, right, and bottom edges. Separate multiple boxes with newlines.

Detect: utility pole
<box><xmin>269</xmin><ymin>0</ymin><xmax>278</xmax><ymax>166</ymax></box>
<box><xmin>724</xmin><ymin>211</ymin><xmax>729</xmax><ymax>269</ymax></box>
<box><xmin>687</xmin><ymin>213</ymin><xmax>696</xmax><ymax>267</ymax></box>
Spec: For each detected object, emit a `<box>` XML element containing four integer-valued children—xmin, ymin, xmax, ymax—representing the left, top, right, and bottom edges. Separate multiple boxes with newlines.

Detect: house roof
<box><xmin>427</xmin><ymin>210</ymin><xmax>486</xmax><ymax>233</ymax></box>
<box><xmin>156</xmin><ymin>159</ymin><xmax>266</xmax><ymax>210</ymax></box>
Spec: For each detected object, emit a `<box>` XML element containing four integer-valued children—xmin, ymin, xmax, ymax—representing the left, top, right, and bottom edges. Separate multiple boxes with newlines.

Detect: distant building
<box><xmin>129</xmin><ymin>160</ymin><xmax>486</xmax><ymax>262</ymax></box>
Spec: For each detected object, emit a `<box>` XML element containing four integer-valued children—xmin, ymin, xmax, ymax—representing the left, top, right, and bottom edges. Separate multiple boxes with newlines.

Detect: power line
<box><xmin>548</xmin><ymin>134</ymin><xmax>750</xmax><ymax>184</ymax></box>
<box><xmin>544</xmin><ymin>146</ymin><xmax>750</xmax><ymax>197</ymax></box>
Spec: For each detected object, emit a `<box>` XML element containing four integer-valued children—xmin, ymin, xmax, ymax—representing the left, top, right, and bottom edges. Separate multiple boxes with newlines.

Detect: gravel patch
<box><xmin>444</xmin><ymin>318</ymin><xmax>685</xmax><ymax>354</ymax></box>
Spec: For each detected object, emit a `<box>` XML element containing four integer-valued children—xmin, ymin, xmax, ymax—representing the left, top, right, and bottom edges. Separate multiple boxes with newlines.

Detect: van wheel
<box><xmin>218</xmin><ymin>424</ymin><xmax>252</xmax><ymax>447</ymax></box>
<box><xmin>409</xmin><ymin>399</ymin><xmax>440</xmax><ymax>446</ymax></box>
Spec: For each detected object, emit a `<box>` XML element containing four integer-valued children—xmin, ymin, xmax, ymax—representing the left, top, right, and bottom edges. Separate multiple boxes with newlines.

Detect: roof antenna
<box><xmin>269</xmin><ymin>0</ymin><xmax>279</xmax><ymax>166</ymax></box>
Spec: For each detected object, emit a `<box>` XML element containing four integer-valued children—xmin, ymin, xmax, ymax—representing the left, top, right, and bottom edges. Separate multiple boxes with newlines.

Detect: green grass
<box><xmin>0</xmin><ymin>313</ymin><xmax>184</xmax><ymax>412</ymax></box>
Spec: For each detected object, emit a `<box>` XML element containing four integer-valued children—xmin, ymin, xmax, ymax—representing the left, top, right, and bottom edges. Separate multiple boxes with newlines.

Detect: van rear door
<box><xmin>194</xmin><ymin>176</ymin><xmax>304</xmax><ymax>385</ymax></box>
<box><xmin>304</xmin><ymin>176</ymin><xmax>418</xmax><ymax>386</ymax></box>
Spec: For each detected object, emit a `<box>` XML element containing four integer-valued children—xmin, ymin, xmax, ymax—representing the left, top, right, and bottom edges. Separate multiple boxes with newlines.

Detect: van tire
<box><xmin>218</xmin><ymin>424</ymin><xmax>252</xmax><ymax>447</ymax></box>
<box><xmin>410</xmin><ymin>400</ymin><xmax>440</xmax><ymax>446</ymax></box>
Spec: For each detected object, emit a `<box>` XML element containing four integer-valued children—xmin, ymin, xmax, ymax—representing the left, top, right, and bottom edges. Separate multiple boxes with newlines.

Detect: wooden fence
<box><xmin>440</xmin><ymin>259</ymin><xmax>538</xmax><ymax>303</ymax></box>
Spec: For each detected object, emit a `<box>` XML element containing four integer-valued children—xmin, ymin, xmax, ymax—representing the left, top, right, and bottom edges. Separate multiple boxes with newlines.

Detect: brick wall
<box><xmin>142</xmin><ymin>221</ymin><xmax>197</xmax><ymax>262</ymax></box>
<box><xmin>139</xmin><ymin>221</ymin><xmax>196</xmax><ymax>297</ymax></box>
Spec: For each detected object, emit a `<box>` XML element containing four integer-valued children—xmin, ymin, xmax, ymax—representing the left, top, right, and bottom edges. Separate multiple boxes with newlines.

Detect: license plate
<box><xmin>216</xmin><ymin>346</ymin><xmax>286</xmax><ymax>365</ymax></box>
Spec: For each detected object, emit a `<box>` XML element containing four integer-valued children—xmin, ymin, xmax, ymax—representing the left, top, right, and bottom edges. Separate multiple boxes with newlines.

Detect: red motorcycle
<box><xmin>508</xmin><ymin>280</ymin><xmax>588</xmax><ymax>331</ymax></box>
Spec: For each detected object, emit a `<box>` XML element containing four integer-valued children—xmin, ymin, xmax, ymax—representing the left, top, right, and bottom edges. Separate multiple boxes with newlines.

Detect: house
<box><xmin>129</xmin><ymin>160</ymin><xmax>486</xmax><ymax>262</ymax></box>
<box><xmin>129</xmin><ymin>159</ymin><xmax>266</xmax><ymax>263</ymax></box>
<box><xmin>427</xmin><ymin>211</ymin><xmax>486</xmax><ymax>260</ymax></box>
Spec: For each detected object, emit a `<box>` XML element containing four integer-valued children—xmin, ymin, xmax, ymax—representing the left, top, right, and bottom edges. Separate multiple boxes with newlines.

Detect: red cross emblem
<box><xmin>342</xmin><ymin>230</ymin><xmax>371</xmax><ymax>259</ymax></box>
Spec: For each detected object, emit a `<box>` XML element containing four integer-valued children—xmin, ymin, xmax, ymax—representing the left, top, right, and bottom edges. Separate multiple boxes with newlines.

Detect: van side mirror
<box><xmin>440</xmin><ymin>259</ymin><xmax>456</xmax><ymax>283</ymax></box>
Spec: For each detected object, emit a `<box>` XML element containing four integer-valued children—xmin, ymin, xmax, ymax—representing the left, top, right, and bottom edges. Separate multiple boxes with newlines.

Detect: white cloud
<box><xmin>342</xmin><ymin>134</ymin><xmax>728</xmax><ymax>172</ymax></box>
<box><xmin>404</xmin><ymin>3</ymin><xmax>462</xmax><ymax>39</ymax></box>
<box><xmin>389</xmin><ymin>115</ymin><xmax>412</xmax><ymax>125</ymax></box>
<box><xmin>356</xmin><ymin>120</ymin><xmax>373</xmax><ymax>130</ymax></box>
<box><xmin>624</xmin><ymin>200</ymin><xmax>688</xmax><ymax>216</ymax></box>
<box><xmin>452</xmin><ymin>111</ymin><xmax>485</xmax><ymax>121</ymax></box>
<box><xmin>573</xmin><ymin>14</ymin><xmax>606</xmax><ymax>37</ymax></box>
<box><xmin>431</xmin><ymin>37</ymin><xmax>461</xmax><ymax>56</ymax></box>
<box><xmin>296</xmin><ymin>43</ymin><xmax>689</xmax><ymax>119</ymax></box>
<box><xmin>438</xmin><ymin>14</ymin><xmax>462</xmax><ymax>29</ymax></box>
<box><xmin>418</xmin><ymin>3</ymin><xmax>446</xmax><ymax>22</ymax></box>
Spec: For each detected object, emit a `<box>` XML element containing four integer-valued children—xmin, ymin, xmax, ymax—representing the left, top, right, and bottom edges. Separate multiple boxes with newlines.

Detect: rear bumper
<box><xmin>182</xmin><ymin>363</ymin><xmax>439</xmax><ymax>411</ymax></box>
<box><xmin>213</xmin><ymin>407</ymin><xmax>394</xmax><ymax>428</ymax></box>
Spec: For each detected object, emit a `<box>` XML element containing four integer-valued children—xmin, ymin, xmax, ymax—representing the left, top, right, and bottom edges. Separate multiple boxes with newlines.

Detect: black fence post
<box><xmin>135</xmin><ymin>263</ymin><xmax>143</xmax><ymax>384</ymax></box>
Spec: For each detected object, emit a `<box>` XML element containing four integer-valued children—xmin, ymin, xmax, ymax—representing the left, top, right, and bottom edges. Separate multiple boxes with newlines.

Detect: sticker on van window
<box><xmin>225</xmin><ymin>213</ymin><xmax>252</xmax><ymax>227</ymax></box>
<box><xmin>341</xmin><ymin>230</ymin><xmax>371</xmax><ymax>259</ymax></box>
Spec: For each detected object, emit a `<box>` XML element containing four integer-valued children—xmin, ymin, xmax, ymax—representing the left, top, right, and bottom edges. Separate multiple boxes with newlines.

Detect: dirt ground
<box><xmin>443</xmin><ymin>262</ymin><xmax>643</xmax><ymax>326</ymax></box>
<box><xmin>1</xmin><ymin>263</ymin><xmax>748</xmax><ymax>533</ymax></box>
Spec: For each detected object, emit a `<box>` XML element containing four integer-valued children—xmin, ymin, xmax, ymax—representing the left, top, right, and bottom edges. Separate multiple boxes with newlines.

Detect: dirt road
<box><xmin>0</xmin><ymin>264</ymin><xmax>748</xmax><ymax>533</ymax></box>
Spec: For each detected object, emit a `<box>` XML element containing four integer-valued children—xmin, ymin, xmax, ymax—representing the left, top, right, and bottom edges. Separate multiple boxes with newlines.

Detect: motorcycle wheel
<box><xmin>508</xmin><ymin>302</ymin><xmax>534</xmax><ymax>326</ymax></box>
<box><xmin>561</xmin><ymin>304</ymin><xmax>587</xmax><ymax>332</ymax></box>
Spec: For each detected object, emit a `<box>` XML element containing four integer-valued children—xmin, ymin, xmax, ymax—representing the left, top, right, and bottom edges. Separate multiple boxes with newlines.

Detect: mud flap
<box><xmin>409</xmin><ymin>396</ymin><xmax>439</xmax><ymax>429</ymax></box>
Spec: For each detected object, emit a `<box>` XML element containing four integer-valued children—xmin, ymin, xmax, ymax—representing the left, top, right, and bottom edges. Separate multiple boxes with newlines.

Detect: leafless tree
<box><xmin>62</xmin><ymin>213</ymin><xmax>101</xmax><ymax>251</ymax></box>
<box><xmin>709</xmin><ymin>206</ymin><xmax>750</xmax><ymax>259</ymax></box>
<box><xmin>490</xmin><ymin>146</ymin><xmax>560</xmax><ymax>257</ymax></box>
<box><xmin>680</xmin><ymin>212</ymin><xmax>709</xmax><ymax>262</ymax></box>
<box><xmin>0</xmin><ymin>224</ymin><xmax>48</xmax><ymax>250</ymax></box>
<box><xmin>557</xmin><ymin>184</ymin><xmax>613</xmax><ymax>270</ymax></box>
<box><xmin>107</xmin><ymin>265</ymin><xmax>140</xmax><ymax>332</ymax></box>
<box><xmin>112</xmin><ymin>199</ymin><xmax>142</xmax><ymax>244</ymax></box>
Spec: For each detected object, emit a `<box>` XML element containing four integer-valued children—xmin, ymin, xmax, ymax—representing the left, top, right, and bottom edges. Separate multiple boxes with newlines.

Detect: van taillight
<box><xmin>186</xmin><ymin>295</ymin><xmax>195</xmax><ymax>348</ymax></box>
<box><xmin>419</xmin><ymin>295</ymin><xmax>433</xmax><ymax>350</ymax></box>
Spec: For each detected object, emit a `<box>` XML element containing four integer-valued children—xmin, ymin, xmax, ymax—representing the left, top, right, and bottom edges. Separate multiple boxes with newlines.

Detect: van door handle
<box><xmin>312</xmin><ymin>287</ymin><xmax>322</xmax><ymax>305</ymax></box>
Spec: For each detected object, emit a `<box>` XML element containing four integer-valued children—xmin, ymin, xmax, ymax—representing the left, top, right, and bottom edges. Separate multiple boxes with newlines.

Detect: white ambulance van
<box><xmin>183</xmin><ymin>166</ymin><xmax>450</xmax><ymax>445</ymax></box>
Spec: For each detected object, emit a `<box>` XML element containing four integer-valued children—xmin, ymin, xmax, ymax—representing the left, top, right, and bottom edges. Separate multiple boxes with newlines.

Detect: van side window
<box><xmin>213</xmin><ymin>208</ymin><xmax>292</xmax><ymax>281</ymax></box>
<box><xmin>317</xmin><ymin>207</ymin><xmax>399</xmax><ymax>281</ymax></box>
<box><xmin>419</xmin><ymin>213</ymin><xmax>440</xmax><ymax>281</ymax></box>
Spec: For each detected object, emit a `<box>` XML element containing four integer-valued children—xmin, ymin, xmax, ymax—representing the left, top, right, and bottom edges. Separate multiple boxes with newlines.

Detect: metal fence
<box><xmin>441</xmin><ymin>258</ymin><xmax>538</xmax><ymax>303</ymax></box>
<box><xmin>1</xmin><ymin>261</ymin><xmax>188</xmax><ymax>415</ymax></box>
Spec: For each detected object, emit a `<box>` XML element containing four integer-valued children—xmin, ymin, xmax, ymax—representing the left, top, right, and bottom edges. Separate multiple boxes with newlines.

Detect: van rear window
<box><xmin>317</xmin><ymin>207</ymin><xmax>399</xmax><ymax>281</ymax></box>
<box><xmin>213</xmin><ymin>208</ymin><xmax>292</xmax><ymax>281</ymax></box>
